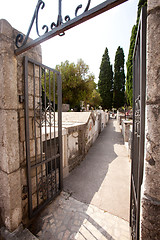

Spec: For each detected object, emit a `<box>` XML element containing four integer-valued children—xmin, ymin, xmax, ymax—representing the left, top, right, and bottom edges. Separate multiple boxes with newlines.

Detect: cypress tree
<box><xmin>126</xmin><ymin>0</ymin><xmax>147</xmax><ymax>106</ymax></box>
<box><xmin>98</xmin><ymin>48</ymin><xmax>113</xmax><ymax>110</ymax></box>
<box><xmin>113</xmin><ymin>46</ymin><xmax>125</xmax><ymax>109</ymax></box>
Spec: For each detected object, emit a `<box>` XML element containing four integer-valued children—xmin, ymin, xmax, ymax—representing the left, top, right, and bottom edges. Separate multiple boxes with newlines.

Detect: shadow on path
<box><xmin>29</xmin><ymin>119</ymin><xmax>131</xmax><ymax>240</ymax></box>
<box><xmin>64</xmin><ymin>119</ymin><xmax>123</xmax><ymax>202</ymax></box>
<box><xmin>29</xmin><ymin>191</ymin><xmax>129</xmax><ymax>240</ymax></box>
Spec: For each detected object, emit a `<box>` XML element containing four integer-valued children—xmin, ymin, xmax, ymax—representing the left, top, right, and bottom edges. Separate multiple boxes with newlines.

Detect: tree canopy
<box><xmin>113</xmin><ymin>46</ymin><xmax>125</xmax><ymax>109</ymax></box>
<box><xmin>88</xmin><ymin>89</ymin><xmax>102</xmax><ymax>109</ymax></box>
<box><xmin>56</xmin><ymin>59</ymin><xmax>96</xmax><ymax>109</ymax></box>
<box><xmin>98</xmin><ymin>47</ymin><xmax>113</xmax><ymax>110</ymax></box>
<box><xmin>126</xmin><ymin>0</ymin><xmax>147</xmax><ymax>106</ymax></box>
<box><xmin>42</xmin><ymin>59</ymin><xmax>100</xmax><ymax>110</ymax></box>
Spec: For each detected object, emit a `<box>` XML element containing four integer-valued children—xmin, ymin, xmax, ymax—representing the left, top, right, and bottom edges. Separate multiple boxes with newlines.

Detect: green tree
<box><xmin>113</xmin><ymin>46</ymin><xmax>125</xmax><ymax>109</ymax></box>
<box><xmin>88</xmin><ymin>89</ymin><xmax>102</xmax><ymax>109</ymax></box>
<box><xmin>98</xmin><ymin>47</ymin><xmax>113</xmax><ymax>110</ymax></box>
<box><xmin>41</xmin><ymin>69</ymin><xmax>58</xmax><ymax>111</ymax></box>
<box><xmin>126</xmin><ymin>0</ymin><xmax>147</xmax><ymax>106</ymax></box>
<box><xmin>126</xmin><ymin>25</ymin><xmax>137</xmax><ymax>106</ymax></box>
<box><xmin>55</xmin><ymin>59</ymin><xmax>96</xmax><ymax>109</ymax></box>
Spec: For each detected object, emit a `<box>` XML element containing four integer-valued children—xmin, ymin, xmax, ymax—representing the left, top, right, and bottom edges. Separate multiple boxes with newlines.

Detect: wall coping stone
<box><xmin>0</xmin><ymin>19</ymin><xmax>13</xmax><ymax>38</ymax></box>
<box><xmin>148</xmin><ymin>0</ymin><xmax>160</xmax><ymax>12</ymax></box>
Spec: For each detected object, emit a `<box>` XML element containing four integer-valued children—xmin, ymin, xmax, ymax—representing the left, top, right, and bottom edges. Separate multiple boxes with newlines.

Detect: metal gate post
<box><xmin>130</xmin><ymin>6</ymin><xmax>147</xmax><ymax>240</ymax></box>
<box><xmin>58</xmin><ymin>73</ymin><xmax>63</xmax><ymax>190</ymax></box>
<box><xmin>24</xmin><ymin>56</ymin><xmax>33</xmax><ymax>218</ymax></box>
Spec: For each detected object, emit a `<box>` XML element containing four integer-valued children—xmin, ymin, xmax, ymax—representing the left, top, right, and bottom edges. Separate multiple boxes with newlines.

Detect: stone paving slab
<box><xmin>64</xmin><ymin>120</ymin><xmax>131</xmax><ymax>222</ymax></box>
<box><xmin>0</xmin><ymin>225</ymin><xmax>38</xmax><ymax>240</ymax></box>
<box><xmin>29</xmin><ymin>192</ymin><xmax>131</xmax><ymax>240</ymax></box>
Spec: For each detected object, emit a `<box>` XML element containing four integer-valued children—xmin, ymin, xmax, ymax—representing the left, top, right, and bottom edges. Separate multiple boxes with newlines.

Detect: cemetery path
<box><xmin>64</xmin><ymin>119</ymin><xmax>131</xmax><ymax>221</ymax></box>
<box><xmin>29</xmin><ymin>119</ymin><xmax>131</xmax><ymax>240</ymax></box>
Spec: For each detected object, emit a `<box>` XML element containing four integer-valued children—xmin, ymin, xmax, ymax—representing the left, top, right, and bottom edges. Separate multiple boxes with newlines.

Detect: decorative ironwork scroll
<box><xmin>15</xmin><ymin>0</ymin><xmax>128</xmax><ymax>55</ymax></box>
<box><xmin>16</xmin><ymin>0</ymin><xmax>91</xmax><ymax>48</ymax></box>
<box><xmin>135</xmin><ymin>96</ymin><xmax>140</xmax><ymax>137</ymax></box>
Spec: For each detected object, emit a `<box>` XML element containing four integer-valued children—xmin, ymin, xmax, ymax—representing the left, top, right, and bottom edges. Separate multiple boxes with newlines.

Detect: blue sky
<box><xmin>0</xmin><ymin>0</ymin><xmax>139</xmax><ymax>82</ymax></box>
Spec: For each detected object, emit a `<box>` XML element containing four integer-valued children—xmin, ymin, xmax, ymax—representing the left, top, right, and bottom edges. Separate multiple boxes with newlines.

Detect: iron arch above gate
<box><xmin>15</xmin><ymin>0</ymin><xmax>128</xmax><ymax>55</ymax></box>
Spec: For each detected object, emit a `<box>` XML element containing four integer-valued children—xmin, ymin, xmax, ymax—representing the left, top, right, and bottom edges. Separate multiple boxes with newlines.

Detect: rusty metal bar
<box><xmin>31</xmin><ymin>154</ymin><xmax>60</xmax><ymax>169</ymax></box>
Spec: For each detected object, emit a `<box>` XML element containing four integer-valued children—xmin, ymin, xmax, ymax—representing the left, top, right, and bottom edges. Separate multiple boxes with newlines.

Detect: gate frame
<box><xmin>130</xmin><ymin>6</ymin><xmax>147</xmax><ymax>240</ymax></box>
<box><xmin>24</xmin><ymin>56</ymin><xmax>63</xmax><ymax>218</ymax></box>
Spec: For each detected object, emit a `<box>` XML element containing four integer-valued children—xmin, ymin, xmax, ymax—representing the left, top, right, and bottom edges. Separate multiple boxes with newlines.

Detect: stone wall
<box><xmin>62</xmin><ymin>104</ymin><xmax>70</xmax><ymax>112</ymax></box>
<box><xmin>60</xmin><ymin>111</ymin><xmax>109</xmax><ymax>174</ymax></box>
<box><xmin>141</xmin><ymin>1</ymin><xmax>160</xmax><ymax>239</ymax></box>
<box><xmin>0</xmin><ymin>19</ymin><xmax>42</xmax><ymax>231</ymax></box>
<box><xmin>121</xmin><ymin>120</ymin><xmax>133</xmax><ymax>159</ymax></box>
<box><xmin>121</xmin><ymin>120</ymin><xmax>133</xmax><ymax>143</ymax></box>
<box><xmin>67</xmin><ymin>124</ymin><xmax>86</xmax><ymax>173</ymax></box>
<box><xmin>0</xmin><ymin>19</ymin><xmax>22</xmax><ymax>232</ymax></box>
<box><xmin>117</xmin><ymin>111</ymin><xmax>125</xmax><ymax>125</ymax></box>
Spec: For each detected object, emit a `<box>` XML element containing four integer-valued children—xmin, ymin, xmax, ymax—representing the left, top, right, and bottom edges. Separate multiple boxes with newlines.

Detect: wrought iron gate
<box><xmin>24</xmin><ymin>56</ymin><xmax>62</xmax><ymax>218</ymax></box>
<box><xmin>130</xmin><ymin>6</ymin><xmax>147</xmax><ymax>240</ymax></box>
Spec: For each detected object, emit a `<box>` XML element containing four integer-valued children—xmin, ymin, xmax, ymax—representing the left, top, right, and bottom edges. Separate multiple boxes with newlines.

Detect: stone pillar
<box><xmin>0</xmin><ymin>19</ymin><xmax>22</xmax><ymax>231</ymax></box>
<box><xmin>141</xmin><ymin>1</ymin><xmax>160</xmax><ymax>239</ymax></box>
<box><xmin>14</xmin><ymin>25</ymin><xmax>42</xmax><ymax>225</ymax></box>
<box><xmin>0</xmin><ymin>19</ymin><xmax>42</xmax><ymax>232</ymax></box>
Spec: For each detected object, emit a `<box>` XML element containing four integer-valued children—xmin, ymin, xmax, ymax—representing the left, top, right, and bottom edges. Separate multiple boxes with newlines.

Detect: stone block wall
<box><xmin>0</xmin><ymin>19</ymin><xmax>22</xmax><ymax>231</ymax></box>
<box><xmin>67</xmin><ymin>125</ymin><xmax>86</xmax><ymax>172</ymax></box>
<box><xmin>62</xmin><ymin>104</ymin><xmax>70</xmax><ymax>112</ymax></box>
<box><xmin>0</xmin><ymin>19</ymin><xmax>42</xmax><ymax>231</ymax></box>
<box><xmin>141</xmin><ymin>1</ymin><xmax>160</xmax><ymax>239</ymax></box>
<box><xmin>117</xmin><ymin>111</ymin><xmax>125</xmax><ymax>125</ymax></box>
<box><xmin>121</xmin><ymin>120</ymin><xmax>133</xmax><ymax>143</ymax></box>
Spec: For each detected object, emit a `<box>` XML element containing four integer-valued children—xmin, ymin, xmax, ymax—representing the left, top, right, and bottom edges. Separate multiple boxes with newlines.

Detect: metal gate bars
<box><xmin>130</xmin><ymin>6</ymin><xmax>147</xmax><ymax>240</ymax></box>
<box><xmin>24</xmin><ymin>56</ymin><xmax>62</xmax><ymax>218</ymax></box>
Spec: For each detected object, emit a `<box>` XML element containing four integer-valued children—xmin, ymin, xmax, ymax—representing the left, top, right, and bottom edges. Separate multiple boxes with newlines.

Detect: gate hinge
<box><xmin>19</xmin><ymin>95</ymin><xmax>24</xmax><ymax>103</ymax></box>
